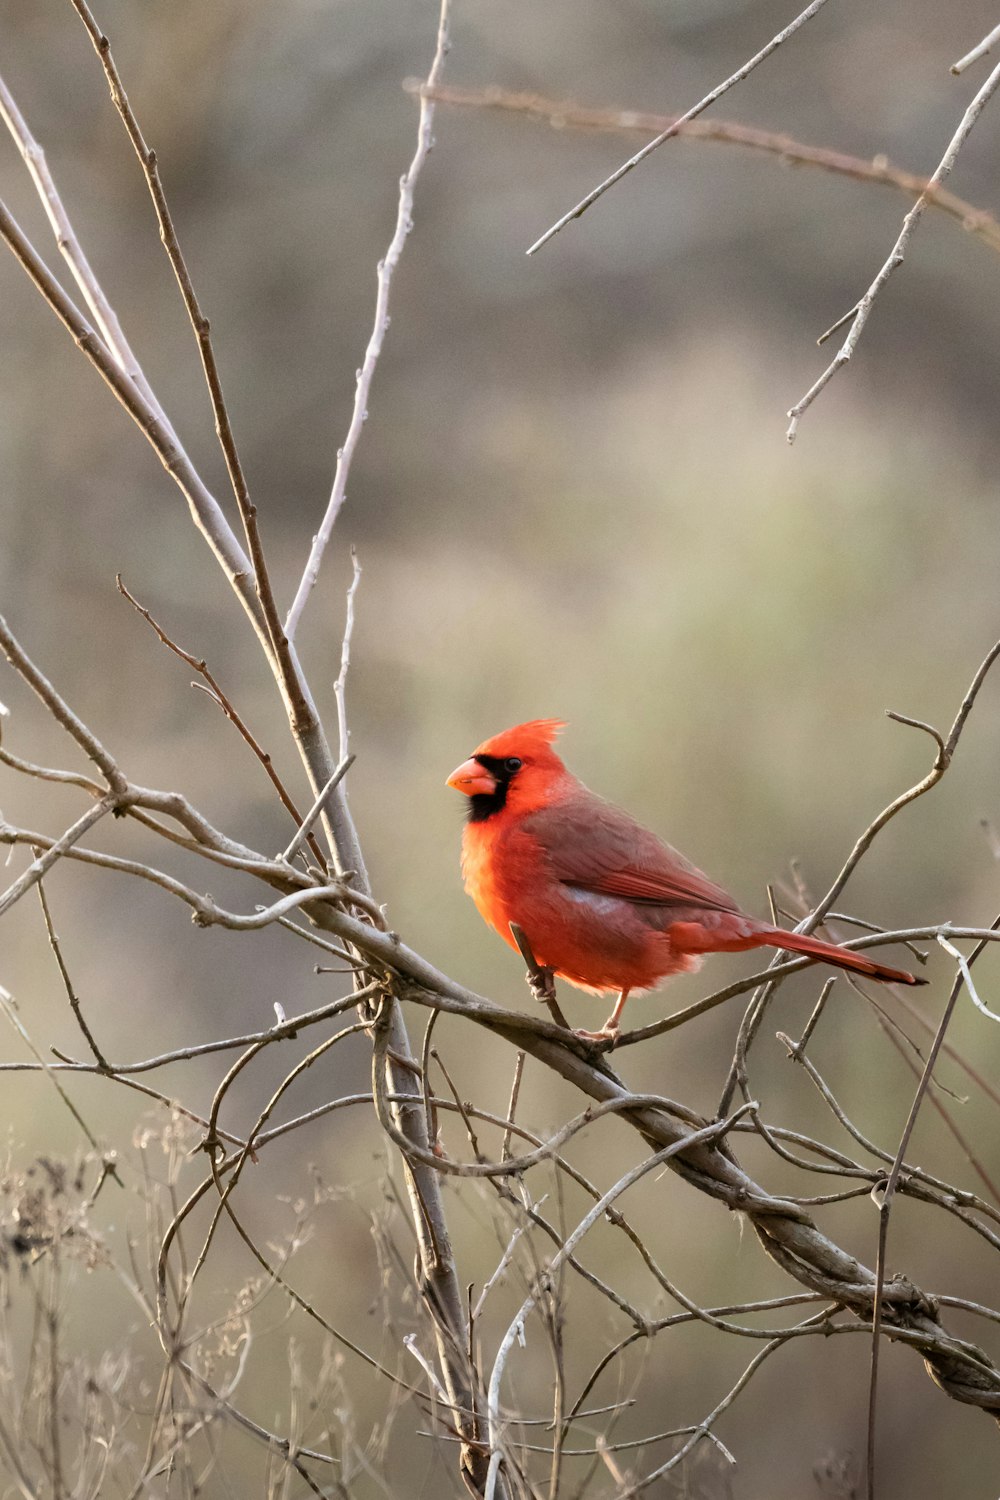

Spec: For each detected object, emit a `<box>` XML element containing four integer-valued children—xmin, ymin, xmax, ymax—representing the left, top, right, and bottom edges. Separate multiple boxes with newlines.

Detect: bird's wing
<box><xmin>524</xmin><ymin>792</ymin><xmax>741</xmax><ymax>914</ymax></box>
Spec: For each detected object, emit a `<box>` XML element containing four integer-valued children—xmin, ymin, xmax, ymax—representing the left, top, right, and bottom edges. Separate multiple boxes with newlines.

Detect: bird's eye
<box><xmin>504</xmin><ymin>757</ymin><xmax>523</xmax><ymax>774</ymax></box>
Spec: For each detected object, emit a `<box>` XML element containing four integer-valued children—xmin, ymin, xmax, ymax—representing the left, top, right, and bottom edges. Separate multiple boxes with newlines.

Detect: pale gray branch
<box><xmin>284</xmin><ymin>11</ymin><xmax>450</xmax><ymax>637</ymax></box>
<box><xmin>526</xmin><ymin>0</ymin><xmax>832</xmax><ymax>255</ymax></box>
<box><xmin>787</xmin><ymin>57</ymin><xmax>1000</xmax><ymax>440</ymax></box>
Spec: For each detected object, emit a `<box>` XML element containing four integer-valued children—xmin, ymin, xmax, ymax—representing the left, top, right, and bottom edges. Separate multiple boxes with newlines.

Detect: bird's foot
<box><xmin>573</xmin><ymin>1022</ymin><xmax>620</xmax><ymax>1049</ymax></box>
<box><xmin>526</xmin><ymin>965</ymin><xmax>557</xmax><ymax>1005</ymax></box>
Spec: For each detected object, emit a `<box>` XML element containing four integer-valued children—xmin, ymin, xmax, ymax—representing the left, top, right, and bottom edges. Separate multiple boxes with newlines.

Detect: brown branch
<box><xmin>412</xmin><ymin>83</ymin><xmax>1000</xmax><ymax>259</ymax></box>
<box><xmin>866</xmin><ymin>970</ymin><xmax>970</xmax><ymax>1497</ymax></box>
<box><xmin>1</xmin><ymin>9</ymin><xmax>486</xmax><ymax>1493</ymax></box>
<box><xmin>35</xmin><ymin>875</ymin><xmax>109</xmax><ymax>1071</ymax></box>
<box><xmin>717</xmin><ymin>635</ymin><xmax>1000</xmax><ymax>1115</ymax></box>
<box><xmin>283</xmin><ymin>0</ymin><xmax>447</xmax><ymax>635</ymax></box>
<box><xmin>813</xmin><ymin>637</ymin><xmax>1000</xmax><ymax>924</ymax></box>
<box><xmin>116</xmin><ymin>576</ymin><xmax>328</xmax><ymax>870</ymax></box>
<box><xmin>863</xmin><ymin>985</ymin><xmax>1000</xmax><ymax>1206</ymax></box>
<box><xmin>0</xmin><ymin>200</ymin><xmax>273</xmax><ymax>657</ymax></box>
<box><xmin>67</xmin><ymin>0</ymin><xmax>300</xmax><ymax>715</ymax></box>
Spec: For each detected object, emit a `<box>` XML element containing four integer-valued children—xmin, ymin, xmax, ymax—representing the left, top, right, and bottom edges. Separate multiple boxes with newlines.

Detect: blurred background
<box><xmin>2</xmin><ymin>0</ymin><xmax>1000</xmax><ymax>1494</ymax></box>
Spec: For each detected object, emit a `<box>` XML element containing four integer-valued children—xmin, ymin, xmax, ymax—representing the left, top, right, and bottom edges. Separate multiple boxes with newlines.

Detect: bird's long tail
<box><xmin>759</xmin><ymin>927</ymin><xmax>926</xmax><ymax>986</ymax></box>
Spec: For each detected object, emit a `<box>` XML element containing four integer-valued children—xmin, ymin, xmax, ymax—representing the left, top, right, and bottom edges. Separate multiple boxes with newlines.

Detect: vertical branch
<box><xmin>36</xmin><ymin>876</ymin><xmax>110</xmax><ymax>1070</ymax></box>
<box><xmin>334</xmin><ymin>550</ymin><xmax>362</xmax><ymax>765</ymax></box>
<box><xmin>865</xmin><ymin>972</ymin><xmax>964</xmax><ymax>1500</ymax></box>
<box><xmin>67</xmin><ymin>0</ymin><xmax>313</xmax><ymax>734</ymax></box>
<box><xmin>283</xmin><ymin>3</ymin><xmax>452</xmax><ymax>638</ymax></box>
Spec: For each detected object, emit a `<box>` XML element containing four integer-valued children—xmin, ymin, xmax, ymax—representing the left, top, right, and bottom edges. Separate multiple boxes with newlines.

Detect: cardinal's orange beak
<box><xmin>447</xmin><ymin>757</ymin><xmax>498</xmax><ymax>797</ymax></box>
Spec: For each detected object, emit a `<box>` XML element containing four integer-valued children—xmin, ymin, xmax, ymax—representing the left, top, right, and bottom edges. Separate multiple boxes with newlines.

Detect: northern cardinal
<box><xmin>447</xmin><ymin>720</ymin><xmax>924</xmax><ymax>1040</ymax></box>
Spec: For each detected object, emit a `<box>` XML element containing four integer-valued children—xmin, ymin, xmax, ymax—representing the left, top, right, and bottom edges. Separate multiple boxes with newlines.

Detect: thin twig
<box><xmin>953</xmin><ymin>23</ymin><xmax>1000</xmax><ymax>75</ymax></box>
<box><xmin>0</xmin><ymin>983</ymin><xmax>120</xmax><ymax>1182</ymax></box>
<box><xmin>284</xmin><ymin>10</ymin><xmax>449</xmax><ymax>636</ymax></box>
<box><xmin>483</xmin><ymin>1106</ymin><xmax>757</xmax><ymax>1499</ymax></box>
<box><xmin>67</xmin><ymin>0</ymin><xmax>297</xmax><ymax>695</ymax></box>
<box><xmin>501</xmin><ymin>1053</ymin><xmax>525</xmax><ymax>1162</ymax></box>
<box><xmin>0</xmin><ymin>990</ymin><xmax>373</xmax><ymax>1077</ymax></box>
<box><xmin>787</xmin><ymin>58</ymin><xmax>1000</xmax><ymax>440</ymax></box>
<box><xmin>415</xmin><ymin>82</ymin><xmax>1000</xmax><ymax>258</ymax></box>
<box><xmin>0</xmin><ymin>67</ymin><xmax>192</xmax><ymax>428</ymax></box>
<box><xmin>0</xmin><ymin>199</ymin><xmax>270</xmax><ymax>650</ymax></box>
<box><xmin>35</xmin><ymin>874</ymin><xmax>110</xmax><ymax>1069</ymax></box>
<box><xmin>116</xmin><ymin>576</ymin><xmax>327</xmax><ymax>869</ymax></box>
<box><xmin>777</xmin><ymin>1030</ymin><xmax>1000</xmax><ymax>1229</ymax></box>
<box><xmin>334</xmin><ymin>550</ymin><xmax>362</xmax><ymax>764</ymax></box>
<box><xmin>939</xmin><ymin>933</ymin><xmax>1000</xmax><ymax>1022</ymax></box>
<box><xmin>808</xmin><ymin>637</ymin><xmax>1000</xmax><ymax>930</ymax></box>
<box><xmin>791</xmin><ymin>977</ymin><xmax>836</xmax><ymax>1057</ymax></box>
<box><xmin>0</xmin><ymin>798</ymin><xmax>117</xmax><ymax>918</ymax></box>
<box><xmin>0</xmin><ymin>614</ymin><xmax>126</xmax><ymax>790</ymax></box>
<box><xmin>280</xmin><ymin>755</ymin><xmax>354</xmax><ymax>865</ymax></box>
<box><xmin>620</xmin><ymin>1312</ymin><xmax>838</xmax><ymax>1497</ymax></box>
<box><xmin>866</xmin><ymin>974</ymin><xmax>967</xmax><ymax>1500</ymax></box>
<box><xmin>509</xmin><ymin>922</ymin><xmax>573</xmax><ymax>1031</ymax></box>
<box><xmin>525</xmin><ymin>0</ymin><xmax>832</xmax><ymax>255</ymax></box>
<box><xmin>866</xmin><ymin>985</ymin><xmax>1000</xmax><ymax>1206</ymax></box>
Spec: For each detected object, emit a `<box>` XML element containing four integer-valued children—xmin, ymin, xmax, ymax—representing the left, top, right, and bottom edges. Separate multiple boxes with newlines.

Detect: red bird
<box><xmin>447</xmin><ymin>720</ymin><xmax>924</xmax><ymax>1040</ymax></box>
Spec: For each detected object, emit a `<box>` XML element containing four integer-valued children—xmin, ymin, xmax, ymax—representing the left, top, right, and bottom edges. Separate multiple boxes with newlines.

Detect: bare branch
<box><xmin>0</xmin><ymin>201</ymin><xmax>271</xmax><ymax>649</ymax></box>
<box><xmin>807</xmin><ymin>636</ymin><xmax>1000</xmax><ymax>927</ymax></box>
<box><xmin>333</xmin><ymin>550</ymin><xmax>362</xmax><ymax>764</ymax></box>
<box><xmin>416</xmin><ymin>82</ymin><xmax>1000</xmax><ymax>259</ymax></box>
<box><xmin>938</xmin><ymin>933</ymin><xmax>1000</xmax><ymax>1023</ymax></box>
<box><xmin>284</xmin><ymin>7</ymin><xmax>451</xmax><ymax>638</ymax></box>
<box><xmin>0</xmin><ymin>68</ymin><xmax>183</xmax><ymax>413</ymax></box>
<box><xmin>866</xmin><ymin>970</ymin><xmax>969</xmax><ymax>1498</ymax></box>
<box><xmin>116</xmin><ymin>576</ymin><xmax>328</xmax><ymax>870</ymax></box>
<box><xmin>787</xmin><ymin>57</ymin><xmax>1000</xmax><ymax>440</ymax></box>
<box><xmin>525</xmin><ymin>0</ymin><xmax>832</xmax><ymax>255</ymax></box>
<box><xmin>0</xmin><ymin>989</ymin><xmax>372</xmax><ymax>1077</ymax></box>
<box><xmin>953</xmin><ymin>23</ymin><xmax>1000</xmax><ymax>75</ymax></box>
<box><xmin>280</xmin><ymin>755</ymin><xmax>354</xmax><ymax>866</ymax></box>
<box><xmin>67</xmin><ymin>1</ymin><xmax>280</xmax><ymax>635</ymax></box>
<box><xmin>483</xmin><ymin>1107</ymin><xmax>757</xmax><ymax>1498</ymax></box>
<box><xmin>0</xmin><ymin>799</ymin><xmax>116</xmax><ymax>918</ymax></box>
<box><xmin>0</xmin><ymin>614</ymin><xmax>126</xmax><ymax>790</ymax></box>
<box><xmin>0</xmin><ymin>982</ymin><xmax>116</xmax><ymax>1175</ymax></box>
<box><xmin>35</xmin><ymin>875</ymin><xmax>109</xmax><ymax>1070</ymax></box>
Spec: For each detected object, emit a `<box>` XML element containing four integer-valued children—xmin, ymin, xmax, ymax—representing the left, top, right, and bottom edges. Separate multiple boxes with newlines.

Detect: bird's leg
<box><xmin>574</xmin><ymin>989</ymin><xmax>630</xmax><ymax>1046</ymax></box>
<box><xmin>509</xmin><ymin>922</ymin><xmax>553</xmax><ymax>998</ymax></box>
<box><xmin>509</xmin><ymin>922</ymin><xmax>571</xmax><ymax>1028</ymax></box>
<box><xmin>526</xmin><ymin>965</ymin><xmax>556</xmax><ymax>1005</ymax></box>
